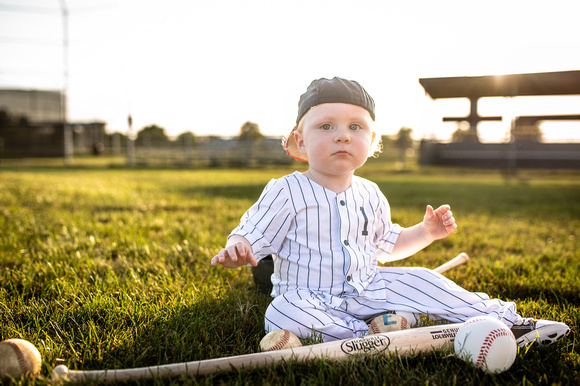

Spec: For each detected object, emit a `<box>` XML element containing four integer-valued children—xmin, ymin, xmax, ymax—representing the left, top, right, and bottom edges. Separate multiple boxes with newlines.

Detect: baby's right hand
<box><xmin>210</xmin><ymin>240</ymin><xmax>258</xmax><ymax>268</ymax></box>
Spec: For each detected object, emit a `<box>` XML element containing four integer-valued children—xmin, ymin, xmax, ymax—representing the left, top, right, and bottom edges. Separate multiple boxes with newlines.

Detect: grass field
<box><xmin>0</xmin><ymin>159</ymin><xmax>578</xmax><ymax>385</ymax></box>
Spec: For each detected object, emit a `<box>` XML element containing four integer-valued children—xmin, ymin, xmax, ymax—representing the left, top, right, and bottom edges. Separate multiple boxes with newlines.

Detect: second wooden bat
<box><xmin>433</xmin><ymin>252</ymin><xmax>469</xmax><ymax>274</ymax></box>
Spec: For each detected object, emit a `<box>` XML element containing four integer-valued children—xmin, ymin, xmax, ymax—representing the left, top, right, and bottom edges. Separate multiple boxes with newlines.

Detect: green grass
<box><xmin>0</xmin><ymin>160</ymin><xmax>578</xmax><ymax>385</ymax></box>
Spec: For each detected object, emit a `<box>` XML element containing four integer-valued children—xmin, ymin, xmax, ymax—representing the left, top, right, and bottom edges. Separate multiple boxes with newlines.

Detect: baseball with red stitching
<box><xmin>259</xmin><ymin>329</ymin><xmax>302</xmax><ymax>352</ymax></box>
<box><xmin>0</xmin><ymin>339</ymin><xmax>42</xmax><ymax>379</ymax></box>
<box><xmin>368</xmin><ymin>314</ymin><xmax>409</xmax><ymax>334</ymax></box>
<box><xmin>454</xmin><ymin>316</ymin><xmax>517</xmax><ymax>373</ymax></box>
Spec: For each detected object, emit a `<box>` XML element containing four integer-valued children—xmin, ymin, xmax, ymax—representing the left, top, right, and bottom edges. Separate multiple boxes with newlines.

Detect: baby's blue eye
<box><xmin>350</xmin><ymin>124</ymin><xmax>361</xmax><ymax>131</ymax></box>
<box><xmin>321</xmin><ymin>124</ymin><xmax>332</xmax><ymax>130</ymax></box>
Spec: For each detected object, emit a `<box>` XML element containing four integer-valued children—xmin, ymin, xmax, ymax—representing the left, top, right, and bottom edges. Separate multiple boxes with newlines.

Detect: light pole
<box><xmin>60</xmin><ymin>0</ymin><xmax>72</xmax><ymax>165</ymax></box>
<box><xmin>127</xmin><ymin>114</ymin><xmax>135</xmax><ymax>165</ymax></box>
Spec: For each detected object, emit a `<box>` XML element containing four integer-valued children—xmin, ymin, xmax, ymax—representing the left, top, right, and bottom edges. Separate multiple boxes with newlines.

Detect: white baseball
<box><xmin>259</xmin><ymin>329</ymin><xmax>302</xmax><ymax>352</ymax></box>
<box><xmin>0</xmin><ymin>339</ymin><xmax>42</xmax><ymax>379</ymax></box>
<box><xmin>368</xmin><ymin>314</ymin><xmax>409</xmax><ymax>334</ymax></box>
<box><xmin>454</xmin><ymin>316</ymin><xmax>517</xmax><ymax>373</ymax></box>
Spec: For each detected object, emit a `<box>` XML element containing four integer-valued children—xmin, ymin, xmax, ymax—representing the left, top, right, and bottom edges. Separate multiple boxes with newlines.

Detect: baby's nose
<box><xmin>335</xmin><ymin>127</ymin><xmax>351</xmax><ymax>142</ymax></box>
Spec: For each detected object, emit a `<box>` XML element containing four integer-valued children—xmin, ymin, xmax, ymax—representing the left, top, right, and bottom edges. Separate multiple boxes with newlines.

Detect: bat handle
<box><xmin>433</xmin><ymin>252</ymin><xmax>469</xmax><ymax>274</ymax></box>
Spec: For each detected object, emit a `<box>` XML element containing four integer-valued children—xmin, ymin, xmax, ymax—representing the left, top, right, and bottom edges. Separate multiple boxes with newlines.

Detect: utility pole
<box><xmin>60</xmin><ymin>0</ymin><xmax>72</xmax><ymax>165</ymax></box>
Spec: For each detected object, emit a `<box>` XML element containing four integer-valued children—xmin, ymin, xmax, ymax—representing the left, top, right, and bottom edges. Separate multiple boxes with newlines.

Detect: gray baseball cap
<box><xmin>285</xmin><ymin>77</ymin><xmax>375</xmax><ymax>162</ymax></box>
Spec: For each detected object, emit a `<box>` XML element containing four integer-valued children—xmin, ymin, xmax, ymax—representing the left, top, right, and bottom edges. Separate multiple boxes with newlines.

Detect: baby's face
<box><xmin>294</xmin><ymin>103</ymin><xmax>375</xmax><ymax>176</ymax></box>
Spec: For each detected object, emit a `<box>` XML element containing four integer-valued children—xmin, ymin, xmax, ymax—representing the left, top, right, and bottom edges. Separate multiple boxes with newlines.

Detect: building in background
<box><xmin>0</xmin><ymin>89</ymin><xmax>106</xmax><ymax>158</ymax></box>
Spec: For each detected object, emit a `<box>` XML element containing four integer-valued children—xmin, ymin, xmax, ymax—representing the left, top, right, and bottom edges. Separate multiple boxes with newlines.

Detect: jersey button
<box><xmin>340</xmin><ymin>200</ymin><xmax>346</xmax><ymax>206</ymax></box>
<box><xmin>346</xmin><ymin>275</ymin><xmax>352</xmax><ymax>281</ymax></box>
<box><xmin>344</xmin><ymin>240</ymin><xmax>349</xmax><ymax>246</ymax></box>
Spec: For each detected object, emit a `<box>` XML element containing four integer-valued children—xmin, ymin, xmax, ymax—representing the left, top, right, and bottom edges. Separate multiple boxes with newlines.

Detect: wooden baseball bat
<box><xmin>51</xmin><ymin>253</ymin><xmax>470</xmax><ymax>383</ymax></box>
<box><xmin>52</xmin><ymin>323</ymin><xmax>463</xmax><ymax>382</ymax></box>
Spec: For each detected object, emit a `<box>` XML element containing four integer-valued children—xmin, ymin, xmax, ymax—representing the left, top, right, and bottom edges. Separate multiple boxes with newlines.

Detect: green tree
<box><xmin>0</xmin><ymin>110</ymin><xmax>10</xmax><ymax>127</ymax></box>
<box><xmin>451</xmin><ymin>127</ymin><xmax>479</xmax><ymax>143</ymax></box>
<box><xmin>238</xmin><ymin>121</ymin><xmax>263</xmax><ymax>141</ymax></box>
<box><xmin>136</xmin><ymin>124</ymin><xmax>170</xmax><ymax>147</ymax></box>
<box><xmin>396</xmin><ymin>127</ymin><xmax>413</xmax><ymax>149</ymax></box>
<box><xmin>511</xmin><ymin>124</ymin><xmax>543</xmax><ymax>142</ymax></box>
<box><xmin>0</xmin><ymin>109</ymin><xmax>28</xmax><ymax>127</ymax></box>
<box><xmin>395</xmin><ymin>127</ymin><xmax>414</xmax><ymax>168</ymax></box>
<box><xmin>175</xmin><ymin>131</ymin><xmax>197</xmax><ymax>146</ymax></box>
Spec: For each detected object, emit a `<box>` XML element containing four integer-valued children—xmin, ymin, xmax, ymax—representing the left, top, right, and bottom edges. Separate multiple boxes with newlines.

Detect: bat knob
<box><xmin>51</xmin><ymin>365</ymin><xmax>69</xmax><ymax>382</ymax></box>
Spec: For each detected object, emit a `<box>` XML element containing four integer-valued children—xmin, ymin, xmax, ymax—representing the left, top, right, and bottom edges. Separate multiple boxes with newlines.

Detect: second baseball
<box><xmin>259</xmin><ymin>329</ymin><xmax>302</xmax><ymax>352</ymax></box>
<box><xmin>454</xmin><ymin>316</ymin><xmax>517</xmax><ymax>373</ymax></box>
<box><xmin>0</xmin><ymin>339</ymin><xmax>42</xmax><ymax>379</ymax></box>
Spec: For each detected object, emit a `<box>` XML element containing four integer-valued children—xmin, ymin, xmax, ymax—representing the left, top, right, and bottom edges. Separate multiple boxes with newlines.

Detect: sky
<box><xmin>1</xmin><ymin>0</ymin><xmax>579</xmax><ymax>142</ymax></box>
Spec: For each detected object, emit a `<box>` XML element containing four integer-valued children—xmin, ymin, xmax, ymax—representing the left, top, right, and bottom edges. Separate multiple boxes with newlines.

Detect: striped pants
<box><xmin>264</xmin><ymin>267</ymin><xmax>522</xmax><ymax>342</ymax></box>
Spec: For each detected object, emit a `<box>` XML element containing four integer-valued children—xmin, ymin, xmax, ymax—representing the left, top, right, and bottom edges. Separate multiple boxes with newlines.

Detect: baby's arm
<box><xmin>210</xmin><ymin>234</ymin><xmax>258</xmax><ymax>268</ymax></box>
<box><xmin>389</xmin><ymin>204</ymin><xmax>457</xmax><ymax>260</ymax></box>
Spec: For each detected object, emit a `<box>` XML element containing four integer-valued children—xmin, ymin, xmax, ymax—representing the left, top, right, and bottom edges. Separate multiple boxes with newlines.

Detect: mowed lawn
<box><xmin>0</xmin><ymin>161</ymin><xmax>578</xmax><ymax>385</ymax></box>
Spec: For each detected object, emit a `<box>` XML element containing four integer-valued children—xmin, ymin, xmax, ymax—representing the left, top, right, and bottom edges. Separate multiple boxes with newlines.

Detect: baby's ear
<box><xmin>294</xmin><ymin>130</ymin><xmax>307</xmax><ymax>154</ymax></box>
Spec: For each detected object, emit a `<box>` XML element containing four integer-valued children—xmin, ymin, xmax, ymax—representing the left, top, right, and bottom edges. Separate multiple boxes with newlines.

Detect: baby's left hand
<box><xmin>423</xmin><ymin>204</ymin><xmax>457</xmax><ymax>240</ymax></box>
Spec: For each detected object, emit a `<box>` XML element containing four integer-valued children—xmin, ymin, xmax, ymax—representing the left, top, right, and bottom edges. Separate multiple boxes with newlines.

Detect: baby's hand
<box><xmin>210</xmin><ymin>240</ymin><xmax>258</xmax><ymax>268</ymax></box>
<box><xmin>423</xmin><ymin>204</ymin><xmax>457</xmax><ymax>240</ymax></box>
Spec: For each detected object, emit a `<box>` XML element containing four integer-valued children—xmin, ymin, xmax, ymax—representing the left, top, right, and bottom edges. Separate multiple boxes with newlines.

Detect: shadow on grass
<box><xmin>74</xmin><ymin>286</ymin><xmax>272</xmax><ymax>372</ymax></box>
<box><xmin>501</xmin><ymin>284</ymin><xmax>580</xmax><ymax>306</ymax></box>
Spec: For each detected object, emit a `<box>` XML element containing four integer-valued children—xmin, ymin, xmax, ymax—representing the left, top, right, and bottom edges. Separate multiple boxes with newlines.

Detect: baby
<box><xmin>211</xmin><ymin>77</ymin><xmax>569</xmax><ymax>349</ymax></box>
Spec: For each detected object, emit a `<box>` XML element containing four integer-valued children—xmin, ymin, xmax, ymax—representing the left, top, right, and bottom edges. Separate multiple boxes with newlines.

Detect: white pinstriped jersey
<box><xmin>230</xmin><ymin>171</ymin><xmax>402</xmax><ymax>299</ymax></box>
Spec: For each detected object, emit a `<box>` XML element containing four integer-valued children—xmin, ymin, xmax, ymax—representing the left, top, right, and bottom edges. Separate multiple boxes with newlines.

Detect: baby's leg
<box><xmin>264</xmin><ymin>290</ymin><xmax>368</xmax><ymax>342</ymax></box>
<box><xmin>377</xmin><ymin>266</ymin><xmax>522</xmax><ymax>327</ymax></box>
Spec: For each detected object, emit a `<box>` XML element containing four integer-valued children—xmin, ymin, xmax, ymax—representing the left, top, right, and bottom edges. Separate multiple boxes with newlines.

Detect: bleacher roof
<box><xmin>419</xmin><ymin>70</ymin><xmax>580</xmax><ymax>99</ymax></box>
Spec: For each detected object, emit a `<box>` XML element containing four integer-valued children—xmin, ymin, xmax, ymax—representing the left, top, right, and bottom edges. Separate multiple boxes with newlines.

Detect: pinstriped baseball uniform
<box><xmin>230</xmin><ymin>172</ymin><xmax>522</xmax><ymax>341</ymax></box>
